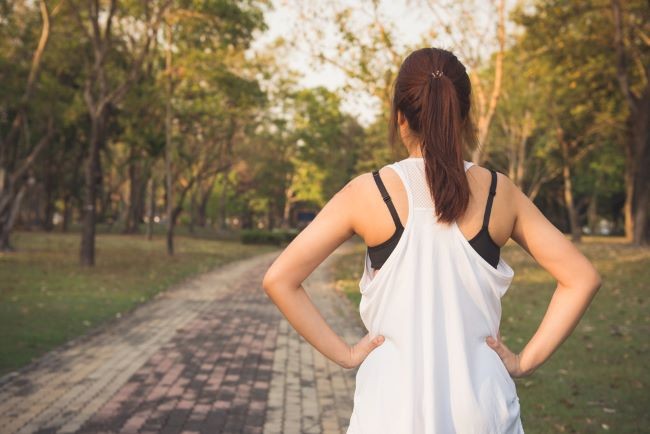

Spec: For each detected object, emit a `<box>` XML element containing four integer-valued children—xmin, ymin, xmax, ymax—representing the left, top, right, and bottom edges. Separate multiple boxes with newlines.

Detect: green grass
<box><xmin>331</xmin><ymin>235</ymin><xmax>649</xmax><ymax>434</ymax></box>
<box><xmin>0</xmin><ymin>230</ymin><xmax>277</xmax><ymax>377</ymax></box>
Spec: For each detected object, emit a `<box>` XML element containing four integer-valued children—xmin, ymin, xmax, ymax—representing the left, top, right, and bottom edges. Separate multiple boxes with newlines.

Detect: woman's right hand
<box><xmin>486</xmin><ymin>331</ymin><xmax>534</xmax><ymax>378</ymax></box>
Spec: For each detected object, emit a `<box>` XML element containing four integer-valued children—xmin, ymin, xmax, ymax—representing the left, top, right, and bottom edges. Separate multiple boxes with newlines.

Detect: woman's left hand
<box><xmin>342</xmin><ymin>333</ymin><xmax>386</xmax><ymax>369</ymax></box>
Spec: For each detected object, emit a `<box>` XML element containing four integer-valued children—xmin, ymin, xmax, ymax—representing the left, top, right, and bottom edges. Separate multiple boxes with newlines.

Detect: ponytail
<box><xmin>420</xmin><ymin>71</ymin><xmax>469</xmax><ymax>224</ymax></box>
<box><xmin>389</xmin><ymin>47</ymin><xmax>477</xmax><ymax>224</ymax></box>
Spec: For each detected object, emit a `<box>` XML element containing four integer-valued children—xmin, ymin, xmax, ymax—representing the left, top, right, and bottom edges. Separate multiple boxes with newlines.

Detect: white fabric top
<box><xmin>346</xmin><ymin>157</ymin><xmax>524</xmax><ymax>434</ymax></box>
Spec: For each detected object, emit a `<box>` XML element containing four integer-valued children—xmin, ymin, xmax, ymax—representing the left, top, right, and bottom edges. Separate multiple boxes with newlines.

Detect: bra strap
<box><xmin>482</xmin><ymin>169</ymin><xmax>497</xmax><ymax>229</ymax></box>
<box><xmin>372</xmin><ymin>169</ymin><xmax>404</xmax><ymax>230</ymax></box>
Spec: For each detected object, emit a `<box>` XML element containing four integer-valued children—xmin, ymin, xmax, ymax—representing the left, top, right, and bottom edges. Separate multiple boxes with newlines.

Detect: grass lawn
<box><xmin>332</xmin><ymin>235</ymin><xmax>649</xmax><ymax>434</ymax></box>
<box><xmin>0</xmin><ymin>230</ymin><xmax>277</xmax><ymax>378</ymax></box>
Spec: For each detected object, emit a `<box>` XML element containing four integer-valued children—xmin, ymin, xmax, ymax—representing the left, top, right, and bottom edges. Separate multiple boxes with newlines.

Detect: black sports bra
<box><xmin>367</xmin><ymin>168</ymin><xmax>500</xmax><ymax>270</ymax></box>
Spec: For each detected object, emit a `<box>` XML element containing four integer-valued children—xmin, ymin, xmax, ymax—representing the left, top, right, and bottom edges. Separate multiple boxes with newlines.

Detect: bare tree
<box><xmin>422</xmin><ymin>0</ymin><xmax>507</xmax><ymax>165</ymax></box>
<box><xmin>288</xmin><ymin>0</ymin><xmax>508</xmax><ymax>165</ymax></box>
<box><xmin>291</xmin><ymin>1</ymin><xmax>405</xmax><ymax>121</ymax></box>
<box><xmin>500</xmin><ymin>109</ymin><xmax>533</xmax><ymax>189</ymax></box>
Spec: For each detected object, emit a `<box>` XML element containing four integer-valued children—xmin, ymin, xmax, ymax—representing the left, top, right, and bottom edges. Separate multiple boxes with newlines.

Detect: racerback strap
<box><xmin>372</xmin><ymin>169</ymin><xmax>404</xmax><ymax>230</ymax></box>
<box><xmin>482</xmin><ymin>169</ymin><xmax>497</xmax><ymax>229</ymax></box>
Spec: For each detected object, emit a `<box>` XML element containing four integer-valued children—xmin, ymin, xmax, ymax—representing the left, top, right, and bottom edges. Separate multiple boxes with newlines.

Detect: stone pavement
<box><xmin>0</xmin><ymin>241</ymin><xmax>367</xmax><ymax>434</ymax></box>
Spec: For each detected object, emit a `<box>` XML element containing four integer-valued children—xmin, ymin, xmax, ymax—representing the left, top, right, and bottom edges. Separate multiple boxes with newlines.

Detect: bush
<box><xmin>240</xmin><ymin>228</ymin><xmax>299</xmax><ymax>245</ymax></box>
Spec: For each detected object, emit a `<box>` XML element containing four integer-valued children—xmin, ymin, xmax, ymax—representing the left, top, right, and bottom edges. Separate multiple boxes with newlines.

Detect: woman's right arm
<box><xmin>508</xmin><ymin>178</ymin><xmax>602</xmax><ymax>376</ymax></box>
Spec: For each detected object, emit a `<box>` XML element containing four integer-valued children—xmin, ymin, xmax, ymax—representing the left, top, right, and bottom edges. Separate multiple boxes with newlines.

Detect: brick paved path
<box><xmin>0</xmin><ymin>241</ymin><xmax>366</xmax><ymax>434</ymax></box>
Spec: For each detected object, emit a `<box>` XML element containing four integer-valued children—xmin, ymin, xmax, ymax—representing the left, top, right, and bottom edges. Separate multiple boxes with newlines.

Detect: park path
<box><xmin>0</xmin><ymin>241</ymin><xmax>366</xmax><ymax>434</ymax></box>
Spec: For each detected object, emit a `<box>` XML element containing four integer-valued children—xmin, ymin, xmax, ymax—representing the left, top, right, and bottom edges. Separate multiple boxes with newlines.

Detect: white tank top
<box><xmin>346</xmin><ymin>157</ymin><xmax>525</xmax><ymax>434</ymax></box>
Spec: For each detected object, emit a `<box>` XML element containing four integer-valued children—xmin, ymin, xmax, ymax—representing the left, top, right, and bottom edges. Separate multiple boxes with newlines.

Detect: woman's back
<box><xmin>346</xmin><ymin>156</ymin><xmax>524</xmax><ymax>433</ymax></box>
<box><xmin>356</xmin><ymin>159</ymin><xmax>515</xmax><ymax>265</ymax></box>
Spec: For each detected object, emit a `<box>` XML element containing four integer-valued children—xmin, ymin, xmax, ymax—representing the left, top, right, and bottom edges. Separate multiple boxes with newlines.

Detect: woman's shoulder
<box><xmin>347</xmin><ymin>164</ymin><xmax>407</xmax><ymax>208</ymax></box>
<box><xmin>466</xmin><ymin>163</ymin><xmax>516</xmax><ymax>198</ymax></box>
<box><xmin>343</xmin><ymin>164</ymin><xmax>404</xmax><ymax>198</ymax></box>
<box><xmin>339</xmin><ymin>165</ymin><xmax>407</xmax><ymax>244</ymax></box>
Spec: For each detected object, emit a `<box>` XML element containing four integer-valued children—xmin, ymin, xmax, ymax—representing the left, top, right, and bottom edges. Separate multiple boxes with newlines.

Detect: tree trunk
<box><xmin>80</xmin><ymin>116</ymin><xmax>103</xmax><ymax>266</ymax></box>
<box><xmin>165</xmin><ymin>21</ymin><xmax>174</xmax><ymax>256</ymax></box>
<box><xmin>166</xmin><ymin>212</ymin><xmax>175</xmax><ymax>256</ymax></box>
<box><xmin>0</xmin><ymin>128</ymin><xmax>53</xmax><ymax>250</ymax></box>
<box><xmin>620</xmin><ymin>104</ymin><xmax>649</xmax><ymax>246</ymax></box>
<box><xmin>281</xmin><ymin>170</ymin><xmax>295</xmax><ymax>229</ymax></box>
<box><xmin>561</xmin><ymin>160</ymin><xmax>581</xmax><ymax>242</ymax></box>
<box><xmin>267</xmin><ymin>202</ymin><xmax>276</xmax><ymax>230</ymax></box>
<box><xmin>622</xmin><ymin>139</ymin><xmax>635</xmax><ymax>243</ymax></box>
<box><xmin>124</xmin><ymin>155</ymin><xmax>137</xmax><ymax>233</ymax></box>
<box><xmin>147</xmin><ymin>177</ymin><xmax>156</xmax><ymax>240</ymax></box>
<box><xmin>282</xmin><ymin>187</ymin><xmax>293</xmax><ymax>229</ymax></box>
<box><xmin>96</xmin><ymin>152</ymin><xmax>110</xmax><ymax>228</ymax></box>
<box><xmin>241</xmin><ymin>208</ymin><xmax>253</xmax><ymax>230</ymax></box>
<box><xmin>559</xmin><ymin>136</ymin><xmax>581</xmax><ymax>242</ymax></box>
<box><xmin>587</xmin><ymin>188</ymin><xmax>598</xmax><ymax>235</ymax></box>
<box><xmin>167</xmin><ymin>205</ymin><xmax>183</xmax><ymax>256</ymax></box>
<box><xmin>515</xmin><ymin>111</ymin><xmax>532</xmax><ymax>188</ymax></box>
<box><xmin>62</xmin><ymin>193</ymin><xmax>72</xmax><ymax>232</ymax></box>
<box><xmin>167</xmin><ymin>207</ymin><xmax>178</xmax><ymax>256</ymax></box>
<box><xmin>188</xmin><ymin>189</ymin><xmax>196</xmax><ymax>234</ymax></box>
<box><xmin>0</xmin><ymin>183</ymin><xmax>28</xmax><ymax>251</ymax></box>
<box><xmin>124</xmin><ymin>152</ymin><xmax>146</xmax><ymax>234</ymax></box>
<box><xmin>630</xmin><ymin>95</ymin><xmax>649</xmax><ymax>246</ymax></box>
<box><xmin>471</xmin><ymin>0</ymin><xmax>505</xmax><ymax>165</ymax></box>
<box><xmin>219</xmin><ymin>181</ymin><xmax>228</xmax><ymax>230</ymax></box>
<box><xmin>197</xmin><ymin>184</ymin><xmax>213</xmax><ymax>227</ymax></box>
<box><xmin>42</xmin><ymin>167</ymin><xmax>55</xmax><ymax>231</ymax></box>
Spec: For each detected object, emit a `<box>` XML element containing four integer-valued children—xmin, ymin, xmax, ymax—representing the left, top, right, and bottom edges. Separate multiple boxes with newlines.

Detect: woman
<box><xmin>262</xmin><ymin>47</ymin><xmax>601</xmax><ymax>433</ymax></box>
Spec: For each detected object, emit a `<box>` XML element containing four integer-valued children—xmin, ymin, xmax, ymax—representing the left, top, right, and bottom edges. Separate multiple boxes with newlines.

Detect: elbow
<box><xmin>592</xmin><ymin>272</ymin><xmax>602</xmax><ymax>292</ymax></box>
<box><xmin>587</xmin><ymin>268</ymin><xmax>602</xmax><ymax>294</ymax></box>
<box><xmin>564</xmin><ymin>266</ymin><xmax>602</xmax><ymax>295</ymax></box>
<box><xmin>262</xmin><ymin>268</ymin><xmax>277</xmax><ymax>294</ymax></box>
<box><xmin>262</xmin><ymin>266</ymin><xmax>286</xmax><ymax>295</ymax></box>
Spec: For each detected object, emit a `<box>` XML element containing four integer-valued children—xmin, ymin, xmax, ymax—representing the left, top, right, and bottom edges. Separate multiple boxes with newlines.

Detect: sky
<box><xmin>257</xmin><ymin>1</ymin><xmax>438</xmax><ymax>87</ymax></box>
<box><xmin>249</xmin><ymin>0</ymin><xmax>521</xmax><ymax>125</ymax></box>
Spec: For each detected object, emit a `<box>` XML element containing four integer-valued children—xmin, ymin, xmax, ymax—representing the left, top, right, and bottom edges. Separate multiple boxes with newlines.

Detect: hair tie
<box><xmin>431</xmin><ymin>70</ymin><xmax>443</xmax><ymax>79</ymax></box>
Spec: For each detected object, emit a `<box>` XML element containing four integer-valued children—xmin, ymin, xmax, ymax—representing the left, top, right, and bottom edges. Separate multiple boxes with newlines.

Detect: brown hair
<box><xmin>389</xmin><ymin>47</ymin><xmax>478</xmax><ymax>224</ymax></box>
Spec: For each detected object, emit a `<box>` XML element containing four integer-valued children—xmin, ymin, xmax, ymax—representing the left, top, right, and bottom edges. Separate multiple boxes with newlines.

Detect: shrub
<box><xmin>240</xmin><ymin>228</ymin><xmax>299</xmax><ymax>245</ymax></box>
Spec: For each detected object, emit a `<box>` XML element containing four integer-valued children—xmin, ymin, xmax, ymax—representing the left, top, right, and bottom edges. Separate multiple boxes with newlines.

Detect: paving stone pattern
<box><xmin>0</xmin><ymin>242</ymin><xmax>366</xmax><ymax>434</ymax></box>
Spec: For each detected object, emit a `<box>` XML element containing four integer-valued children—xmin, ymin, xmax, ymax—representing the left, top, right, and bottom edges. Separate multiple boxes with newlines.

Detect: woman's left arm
<box><xmin>262</xmin><ymin>176</ymin><xmax>385</xmax><ymax>370</ymax></box>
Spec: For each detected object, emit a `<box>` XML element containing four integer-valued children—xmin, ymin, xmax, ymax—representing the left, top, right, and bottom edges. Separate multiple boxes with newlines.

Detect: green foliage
<box><xmin>479</xmin><ymin>0</ymin><xmax>641</xmax><ymax>226</ymax></box>
<box><xmin>173</xmin><ymin>0</ymin><xmax>269</xmax><ymax>49</ymax></box>
<box><xmin>0</xmin><ymin>0</ymin><xmax>638</xmax><ymax>246</ymax></box>
<box><xmin>291</xmin><ymin>86</ymin><xmax>365</xmax><ymax>199</ymax></box>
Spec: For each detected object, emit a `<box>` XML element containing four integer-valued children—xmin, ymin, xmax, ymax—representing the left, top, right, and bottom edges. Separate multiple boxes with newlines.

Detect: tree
<box><xmin>160</xmin><ymin>0</ymin><xmax>267</xmax><ymax>254</ymax></box>
<box><xmin>290</xmin><ymin>0</ymin><xmax>411</xmax><ymax>168</ymax></box>
<box><xmin>611</xmin><ymin>0</ymin><xmax>649</xmax><ymax>245</ymax></box>
<box><xmin>514</xmin><ymin>0</ymin><xmax>648</xmax><ymax>243</ymax></box>
<box><xmin>0</xmin><ymin>0</ymin><xmax>62</xmax><ymax>251</ymax></box>
<box><xmin>422</xmin><ymin>0</ymin><xmax>507</xmax><ymax>165</ymax></box>
<box><xmin>70</xmin><ymin>0</ymin><xmax>171</xmax><ymax>266</ymax></box>
<box><xmin>289</xmin><ymin>0</ymin><xmax>512</xmax><ymax>167</ymax></box>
